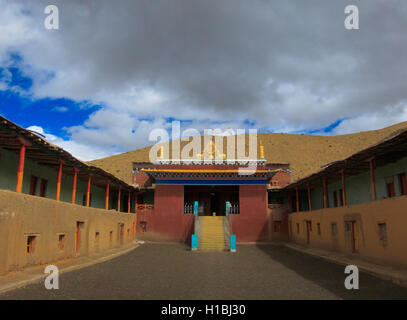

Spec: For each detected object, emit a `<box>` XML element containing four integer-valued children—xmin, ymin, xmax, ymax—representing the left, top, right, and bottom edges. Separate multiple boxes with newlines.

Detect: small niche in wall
<box><xmin>331</xmin><ymin>223</ymin><xmax>338</xmax><ymax>237</ymax></box>
<box><xmin>58</xmin><ymin>234</ymin><xmax>66</xmax><ymax>251</ymax></box>
<box><xmin>26</xmin><ymin>235</ymin><xmax>37</xmax><ymax>256</ymax></box>
<box><xmin>378</xmin><ymin>223</ymin><xmax>387</xmax><ymax>246</ymax></box>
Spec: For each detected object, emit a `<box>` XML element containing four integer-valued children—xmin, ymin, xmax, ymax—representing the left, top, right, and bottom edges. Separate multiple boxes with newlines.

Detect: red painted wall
<box><xmin>137</xmin><ymin>184</ymin><xmax>277</xmax><ymax>243</ymax></box>
<box><xmin>136</xmin><ymin>185</ymin><xmax>194</xmax><ymax>242</ymax></box>
<box><xmin>231</xmin><ymin>185</ymin><xmax>268</xmax><ymax>242</ymax></box>
<box><xmin>135</xmin><ymin>170</ymin><xmax>154</xmax><ymax>187</ymax></box>
<box><xmin>270</xmin><ymin>171</ymin><xmax>291</xmax><ymax>187</ymax></box>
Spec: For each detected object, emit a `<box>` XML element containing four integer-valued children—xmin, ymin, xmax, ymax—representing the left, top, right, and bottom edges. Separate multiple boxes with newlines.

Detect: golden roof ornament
<box><xmin>196</xmin><ymin>140</ymin><xmax>226</xmax><ymax>160</ymax></box>
<box><xmin>259</xmin><ymin>141</ymin><xmax>265</xmax><ymax>160</ymax></box>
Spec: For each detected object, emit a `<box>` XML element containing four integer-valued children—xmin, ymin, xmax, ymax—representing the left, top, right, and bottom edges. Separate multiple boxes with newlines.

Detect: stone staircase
<box><xmin>198</xmin><ymin>216</ymin><xmax>229</xmax><ymax>251</ymax></box>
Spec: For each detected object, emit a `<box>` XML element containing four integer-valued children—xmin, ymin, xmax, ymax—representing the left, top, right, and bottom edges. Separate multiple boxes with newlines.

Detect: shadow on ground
<box><xmin>255</xmin><ymin>243</ymin><xmax>407</xmax><ymax>300</ymax></box>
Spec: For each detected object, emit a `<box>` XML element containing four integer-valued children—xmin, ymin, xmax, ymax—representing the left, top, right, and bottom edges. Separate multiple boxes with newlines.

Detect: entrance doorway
<box><xmin>306</xmin><ymin>221</ymin><xmax>312</xmax><ymax>244</ymax></box>
<box><xmin>184</xmin><ymin>185</ymin><xmax>239</xmax><ymax>216</ymax></box>
<box><xmin>346</xmin><ymin>221</ymin><xmax>358</xmax><ymax>253</ymax></box>
<box><xmin>118</xmin><ymin>223</ymin><xmax>124</xmax><ymax>245</ymax></box>
<box><xmin>210</xmin><ymin>192</ymin><xmax>219</xmax><ymax>215</ymax></box>
<box><xmin>75</xmin><ymin>221</ymin><xmax>85</xmax><ymax>254</ymax></box>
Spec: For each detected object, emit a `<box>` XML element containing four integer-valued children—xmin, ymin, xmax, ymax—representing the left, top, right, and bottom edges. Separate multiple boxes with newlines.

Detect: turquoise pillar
<box><xmin>230</xmin><ymin>235</ymin><xmax>236</xmax><ymax>252</ymax></box>
<box><xmin>194</xmin><ymin>201</ymin><xmax>198</xmax><ymax>215</ymax></box>
<box><xmin>191</xmin><ymin>234</ymin><xmax>197</xmax><ymax>251</ymax></box>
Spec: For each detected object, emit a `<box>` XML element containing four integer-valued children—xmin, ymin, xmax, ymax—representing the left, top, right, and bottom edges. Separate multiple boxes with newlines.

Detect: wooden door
<box><xmin>306</xmin><ymin>221</ymin><xmax>311</xmax><ymax>244</ymax></box>
<box><xmin>352</xmin><ymin>221</ymin><xmax>358</xmax><ymax>252</ymax></box>
<box><xmin>119</xmin><ymin>224</ymin><xmax>124</xmax><ymax>245</ymax></box>
<box><xmin>75</xmin><ymin>222</ymin><xmax>80</xmax><ymax>253</ymax></box>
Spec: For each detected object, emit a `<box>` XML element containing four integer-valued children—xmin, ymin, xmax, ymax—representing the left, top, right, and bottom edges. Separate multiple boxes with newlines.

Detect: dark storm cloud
<box><xmin>2</xmin><ymin>0</ymin><xmax>407</xmax><ymax>157</ymax></box>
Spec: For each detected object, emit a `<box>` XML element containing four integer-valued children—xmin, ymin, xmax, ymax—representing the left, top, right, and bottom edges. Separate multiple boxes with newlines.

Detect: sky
<box><xmin>0</xmin><ymin>0</ymin><xmax>406</xmax><ymax>160</ymax></box>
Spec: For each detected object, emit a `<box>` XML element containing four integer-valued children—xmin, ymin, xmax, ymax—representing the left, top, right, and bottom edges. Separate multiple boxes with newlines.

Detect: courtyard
<box><xmin>1</xmin><ymin>244</ymin><xmax>407</xmax><ymax>300</ymax></box>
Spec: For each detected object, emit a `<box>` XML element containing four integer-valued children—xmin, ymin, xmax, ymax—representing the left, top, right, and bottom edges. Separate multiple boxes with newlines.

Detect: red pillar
<box><xmin>134</xmin><ymin>192</ymin><xmax>138</xmax><ymax>213</ymax></box>
<box><xmin>56</xmin><ymin>159</ymin><xmax>64</xmax><ymax>201</ymax></box>
<box><xmin>322</xmin><ymin>176</ymin><xmax>328</xmax><ymax>208</ymax></box>
<box><xmin>340</xmin><ymin>169</ymin><xmax>347</xmax><ymax>206</ymax></box>
<box><xmin>16</xmin><ymin>144</ymin><xmax>26</xmax><ymax>193</ymax></box>
<box><xmin>72</xmin><ymin>168</ymin><xmax>79</xmax><ymax>204</ymax></box>
<box><xmin>128</xmin><ymin>190</ymin><xmax>131</xmax><ymax>213</ymax></box>
<box><xmin>105</xmin><ymin>180</ymin><xmax>110</xmax><ymax>210</ymax></box>
<box><xmin>295</xmin><ymin>186</ymin><xmax>300</xmax><ymax>212</ymax></box>
<box><xmin>86</xmin><ymin>174</ymin><xmax>92</xmax><ymax>207</ymax></box>
<box><xmin>368</xmin><ymin>157</ymin><xmax>376</xmax><ymax>201</ymax></box>
<box><xmin>117</xmin><ymin>186</ymin><xmax>121</xmax><ymax>212</ymax></box>
<box><xmin>307</xmin><ymin>182</ymin><xmax>312</xmax><ymax>211</ymax></box>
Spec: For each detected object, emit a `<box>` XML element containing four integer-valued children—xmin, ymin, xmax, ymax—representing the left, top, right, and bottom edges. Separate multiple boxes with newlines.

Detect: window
<box><xmin>331</xmin><ymin>223</ymin><xmax>338</xmax><ymax>237</ymax></box>
<box><xmin>378</xmin><ymin>223</ymin><xmax>387</xmax><ymax>246</ymax></box>
<box><xmin>95</xmin><ymin>232</ymin><xmax>100</xmax><ymax>243</ymax></box>
<box><xmin>109</xmin><ymin>231</ymin><xmax>113</xmax><ymax>242</ymax></box>
<box><xmin>29</xmin><ymin>176</ymin><xmax>38</xmax><ymax>195</ymax></box>
<box><xmin>386</xmin><ymin>177</ymin><xmax>395</xmax><ymax>198</ymax></box>
<box><xmin>296</xmin><ymin>223</ymin><xmax>300</xmax><ymax>234</ymax></box>
<box><xmin>26</xmin><ymin>235</ymin><xmax>36</xmax><ymax>255</ymax></box>
<box><xmin>398</xmin><ymin>173</ymin><xmax>407</xmax><ymax>196</ymax></box>
<box><xmin>58</xmin><ymin>234</ymin><xmax>65</xmax><ymax>251</ymax></box>
<box><xmin>40</xmin><ymin>179</ymin><xmax>48</xmax><ymax>197</ymax></box>
<box><xmin>317</xmin><ymin>223</ymin><xmax>321</xmax><ymax>235</ymax></box>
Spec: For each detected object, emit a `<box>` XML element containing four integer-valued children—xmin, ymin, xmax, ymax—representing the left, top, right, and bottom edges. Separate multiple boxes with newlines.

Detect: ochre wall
<box><xmin>231</xmin><ymin>185</ymin><xmax>268</xmax><ymax>242</ymax></box>
<box><xmin>0</xmin><ymin>190</ymin><xmax>137</xmax><ymax>276</ymax></box>
<box><xmin>136</xmin><ymin>185</ymin><xmax>194</xmax><ymax>242</ymax></box>
<box><xmin>267</xmin><ymin>204</ymin><xmax>290</xmax><ymax>241</ymax></box>
<box><xmin>289</xmin><ymin>195</ymin><xmax>407</xmax><ymax>268</ymax></box>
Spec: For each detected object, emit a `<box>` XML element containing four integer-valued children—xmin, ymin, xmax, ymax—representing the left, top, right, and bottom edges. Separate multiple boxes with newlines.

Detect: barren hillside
<box><xmin>88</xmin><ymin>121</ymin><xmax>407</xmax><ymax>185</ymax></box>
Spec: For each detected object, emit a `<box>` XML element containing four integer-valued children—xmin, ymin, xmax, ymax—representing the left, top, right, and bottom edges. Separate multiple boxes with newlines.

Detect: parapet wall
<box><xmin>0</xmin><ymin>190</ymin><xmax>137</xmax><ymax>275</ymax></box>
<box><xmin>289</xmin><ymin>195</ymin><xmax>407</xmax><ymax>268</ymax></box>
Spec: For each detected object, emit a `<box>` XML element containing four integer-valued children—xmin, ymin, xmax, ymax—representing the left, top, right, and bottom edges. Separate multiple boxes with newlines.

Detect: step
<box><xmin>200</xmin><ymin>246</ymin><xmax>225</xmax><ymax>249</ymax></box>
<box><xmin>198</xmin><ymin>216</ymin><xmax>228</xmax><ymax>252</ymax></box>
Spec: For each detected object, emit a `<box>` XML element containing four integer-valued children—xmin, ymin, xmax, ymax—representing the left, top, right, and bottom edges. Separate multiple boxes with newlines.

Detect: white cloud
<box><xmin>26</xmin><ymin>125</ymin><xmax>112</xmax><ymax>161</ymax></box>
<box><xmin>331</xmin><ymin>103</ymin><xmax>407</xmax><ymax>135</ymax></box>
<box><xmin>1</xmin><ymin>1</ymin><xmax>406</xmax><ymax>160</ymax></box>
<box><xmin>51</xmin><ymin>106</ymin><xmax>68</xmax><ymax>112</ymax></box>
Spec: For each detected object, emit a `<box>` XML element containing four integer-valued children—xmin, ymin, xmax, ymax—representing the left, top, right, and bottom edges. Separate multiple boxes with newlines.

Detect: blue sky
<box><xmin>0</xmin><ymin>65</ymin><xmax>344</xmax><ymax>140</ymax></box>
<box><xmin>0</xmin><ymin>1</ymin><xmax>406</xmax><ymax>160</ymax></box>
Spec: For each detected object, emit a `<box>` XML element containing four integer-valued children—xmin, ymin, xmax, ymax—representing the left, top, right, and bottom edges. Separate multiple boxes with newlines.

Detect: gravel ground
<box><xmin>1</xmin><ymin>243</ymin><xmax>407</xmax><ymax>300</ymax></box>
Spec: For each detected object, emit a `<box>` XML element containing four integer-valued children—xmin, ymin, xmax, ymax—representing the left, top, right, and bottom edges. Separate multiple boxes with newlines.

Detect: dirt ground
<box><xmin>1</xmin><ymin>243</ymin><xmax>407</xmax><ymax>300</ymax></box>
